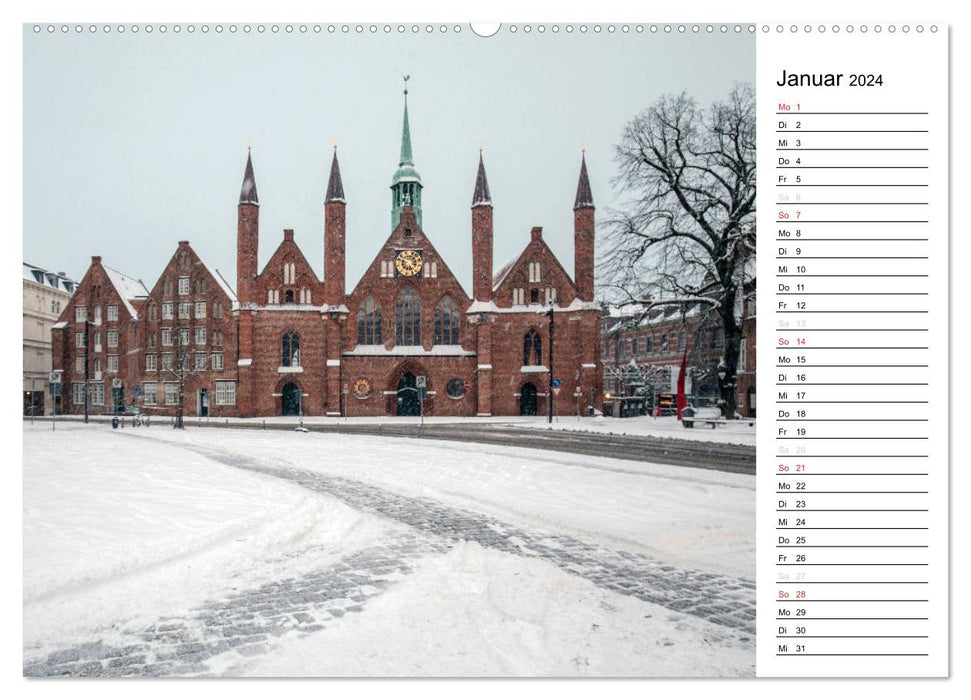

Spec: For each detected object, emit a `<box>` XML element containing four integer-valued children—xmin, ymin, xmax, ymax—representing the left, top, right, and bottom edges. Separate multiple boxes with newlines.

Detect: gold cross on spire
<box><xmin>332</xmin><ymin>137</ymin><xmax>338</xmax><ymax>150</ymax></box>
<box><xmin>247</xmin><ymin>137</ymin><xmax>253</xmax><ymax>150</ymax></box>
<box><xmin>477</xmin><ymin>140</ymin><xmax>484</xmax><ymax>153</ymax></box>
<box><xmin>581</xmin><ymin>139</ymin><xmax>586</xmax><ymax>153</ymax></box>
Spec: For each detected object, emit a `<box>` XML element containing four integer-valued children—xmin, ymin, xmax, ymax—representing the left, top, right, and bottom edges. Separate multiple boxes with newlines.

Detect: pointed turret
<box><xmin>573</xmin><ymin>150</ymin><xmax>595</xmax><ymax>301</ymax></box>
<box><xmin>574</xmin><ymin>152</ymin><xmax>594</xmax><ymax>209</ymax></box>
<box><xmin>471</xmin><ymin>152</ymin><xmax>492</xmax><ymax>207</ymax></box>
<box><xmin>239</xmin><ymin>149</ymin><xmax>259</xmax><ymax>205</ymax></box>
<box><xmin>324</xmin><ymin>145</ymin><xmax>347</xmax><ymax>304</ymax></box>
<box><xmin>391</xmin><ymin>77</ymin><xmax>423</xmax><ymax>229</ymax></box>
<box><xmin>471</xmin><ymin>149</ymin><xmax>494</xmax><ymax>302</ymax></box>
<box><xmin>237</xmin><ymin>146</ymin><xmax>260</xmax><ymax>306</ymax></box>
<box><xmin>325</xmin><ymin>149</ymin><xmax>345</xmax><ymax>203</ymax></box>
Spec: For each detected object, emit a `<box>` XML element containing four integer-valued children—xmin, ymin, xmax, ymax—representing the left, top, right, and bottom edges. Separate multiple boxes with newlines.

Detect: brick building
<box><xmin>51</xmin><ymin>90</ymin><xmax>602</xmax><ymax>418</ymax></box>
<box><xmin>600</xmin><ymin>286</ymin><xmax>756</xmax><ymax>418</ymax></box>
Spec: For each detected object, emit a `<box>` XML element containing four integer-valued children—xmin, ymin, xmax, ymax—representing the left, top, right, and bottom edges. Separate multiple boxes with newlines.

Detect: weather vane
<box><xmin>581</xmin><ymin>139</ymin><xmax>586</xmax><ymax>153</ymax></box>
<box><xmin>332</xmin><ymin>137</ymin><xmax>338</xmax><ymax>150</ymax></box>
<box><xmin>477</xmin><ymin>140</ymin><xmax>484</xmax><ymax>153</ymax></box>
<box><xmin>247</xmin><ymin>137</ymin><xmax>253</xmax><ymax>150</ymax></box>
<box><xmin>403</xmin><ymin>74</ymin><xmax>410</xmax><ymax>95</ymax></box>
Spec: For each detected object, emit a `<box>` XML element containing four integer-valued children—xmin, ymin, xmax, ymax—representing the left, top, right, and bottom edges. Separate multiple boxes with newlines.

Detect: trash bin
<box><xmin>681</xmin><ymin>406</ymin><xmax>695</xmax><ymax>429</ymax></box>
<box><xmin>111</xmin><ymin>417</ymin><xmax>120</xmax><ymax>429</ymax></box>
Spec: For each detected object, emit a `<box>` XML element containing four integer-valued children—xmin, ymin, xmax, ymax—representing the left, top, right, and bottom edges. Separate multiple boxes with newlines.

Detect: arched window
<box><xmin>395</xmin><ymin>286</ymin><xmax>421</xmax><ymax>346</ymax></box>
<box><xmin>282</xmin><ymin>330</ymin><xmax>300</xmax><ymax>367</ymax></box>
<box><xmin>523</xmin><ymin>329</ymin><xmax>542</xmax><ymax>366</ymax></box>
<box><xmin>357</xmin><ymin>296</ymin><xmax>382</xmax><ymax>345</ymax></box>
<box><xmin>434</xmin><ymin>295</ymin><xmax>460</xmax><ymax>345</ymax></box>
<box><xmin>285</xmin><ymin>289</ymin><xmax>294</xmax><ymax>304</ymax></box>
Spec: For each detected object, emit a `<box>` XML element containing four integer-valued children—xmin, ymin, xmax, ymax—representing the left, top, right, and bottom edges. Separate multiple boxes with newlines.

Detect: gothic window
<box><xmin>282</xmin><ymin>330</ymin><xmax>300</xmax><ymax>367</ymax></box>
<box><xmin>395</xmin><ymin>286</ymin><xmax>421</xmax><ymax>346</ymax></box>
<box><xmin>530</xmin><ymin>288</ymin><xmax>540</xmax><ymax>305</ymax></box>
<box><xmin>523</xmin><ymin>329</ymin><xmax>542</xmax><ymax>366</ymax></box>
<box><xmin>434</xmin><ymin>295</ymin><xmax>460</xmax><ymax>345</ymax></box>
<box><xmin>357</xmin><ymin>296</ymin><xmax>383</xmax><ymax>345</ymax></box>
<box><xmin>285</xmin><ymin>289</ymin><xmax>294</xmax><ymax>304</ymax></box>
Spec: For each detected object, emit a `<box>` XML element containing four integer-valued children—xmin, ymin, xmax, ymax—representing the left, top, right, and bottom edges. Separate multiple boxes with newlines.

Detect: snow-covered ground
<box><xmin>23</xmin><ymin>421</ymin><xmax>755</xmax><ymax>677</ymax></box>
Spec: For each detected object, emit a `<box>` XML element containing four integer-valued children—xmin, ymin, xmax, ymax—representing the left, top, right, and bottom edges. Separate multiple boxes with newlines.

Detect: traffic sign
<box><xmin>49</xmin><ymin>371</ymin><xmax>62</xmax><ymax>384</ymax></box>
<box><xmin>552</xmin><ymin>386</ymin><xmax>562</xmax><ymax>396</ymax></box>
<box><xmin>416</xmin><ymin>375</ymin><xmax>427</xmax><ymax>388</ymax></box>
<box><xmin>552</xmin><ymin>378</ymin><xmax>562</xmax><ymax>388</ymax></box>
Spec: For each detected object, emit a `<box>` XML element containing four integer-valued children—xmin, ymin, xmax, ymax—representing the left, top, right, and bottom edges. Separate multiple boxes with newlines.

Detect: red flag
<box><xmin>676</xmin><ymin>347</ymin><xmax>688</xmax><ymax>420</ymax></box>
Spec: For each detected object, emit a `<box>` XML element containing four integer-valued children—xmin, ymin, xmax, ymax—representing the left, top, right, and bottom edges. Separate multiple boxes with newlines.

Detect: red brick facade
<box><xmin>52</xmin><ymin>118</ymin><xmax>603</xmax><ymax>418</ymax></box>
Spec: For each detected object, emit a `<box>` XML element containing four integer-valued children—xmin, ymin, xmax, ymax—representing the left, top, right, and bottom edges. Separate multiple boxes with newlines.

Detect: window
<box><xmin>143</xmin><ymin>382</ymin><xmax>158</xmax><ymax>406</ymax></box>
<box><xmin>148</xmin><ymin>303</ymin><xmax>157</xmax><ymax>322</ymax></box>
<box><xmin>195</xmin><ymin>278</ymin><xmax>208</xmax><ymax>294</ymax></box>
<box><xmin>282</xmin><ymin>262</ymin><xmax>296</xmax><ymax>284</ymax></box>
<box><xmin>161</xmin><ymin>353</ymin><xmax>174</xmax><ymax>371</ymax></box>
<box><xmin>164</xmin><ymin>382</ymin><xmax>179</xmax><ymax>405</ymax></box>
<box><xmin>93</xmin><ymin>331</ymin><xmax>101</xmax><ymax>351</ymax></box>
<box><xmin>513</xmin><ymin>288</ymin><xmax>525</xmax><ymax>305</ymax></box>
<box><xmin>211</xmin><ymin>330</ymin><xmax>223</xmax><ymax>347</ymax></box>
<box><xmin>163</xmin><ymin>279</ymin><xmax>173</xmax><ymax>297</ymax></box>
<box><xmin>631</xmin><ymin>337</ymin><xmax>639</xmax><ymax>356</ymax></box>
<box><xmin>678</xmin><ymin>331</ymin><xmax>686</xmax><ymax>352</ymax></box>
<box><xmin>661</xmin><ymin>334</ymin><xmax>670</xmax><ymax>352</ymax></box>
<box><xmin>215</xmin><ymin>380</ymin><xmax>236</xmax><ymax>406</ymax></box>
<box><xmin>148</xmin><ymin>332</ymin><xmax>156</xmax><ymax>350</ymax></box>
<box><xmin>107</xmin><ymin>355</ymin><xmax>118</xmax><ymax>373</ymax></box>
<box><xmin>212</xmin><ymin>301</ymin><xmax>223</xmax><ymax>319</ymax></box>
<box><xmin>195</xmin><ymin>353</ymin><xmax>207</xmax><ymax>371</ymax></box>
<box><xmin>545</xmin><ymin>287</ymin><xmax>557</xmax><ymax>305</ymax></box>
<box><xmin>90</xmin><ymin>382</ymin><xmax>104</xmax><ymax>406</ymax></box>
<box><xmin>178</xmin><ymin>302</ymin><xmax>190</xmax><ymax>319</ymax></box>
<box><xmin>211</xmin><ymin>353</ymin><xmax>224</xmax><ymax>370</ymax></box>
<box><xmin>195</xmin><ymin>327</ymin><xmax>207</xmax><ymax>346</ymax></box>
<box><xmin>75</xmin><ymin>305</ymin><xmax>86</xmax><ymax>322</ymax></box>
<box><xmin>395</xmin><ymin>287</ymin><xmax>421</xmax><ymax>346</ymax></box>
<box><xmin>161</xmin><ymin>302</ymin><xmax>174</xmax><ymax>320</ymax></box>
<box><xmin>72</xmin><ymin>382</ymin><xmax>85</xmax><ymax>405</ymax></box>
<box><xmin>357</xmin><ymin>296</ymin><xmax>383</xmax><ymax>345</ymax></box>
<box><xmin>75</xmin><ymin>331</ymin><xmax>85</xmax><ymax>348</ymax></box>
<box><xmin>178</xmin><ymin>277</ymin><xmax>190</xmax><ymax>295</ymax></box>
<box><xmin>179</xmin><ymin>328</ymin><xmax>189</xmax><ymax>346</ymax></box>
<box><xmin>434</xmin><ymin>295</ymin><xmax>460</xmax><ymax>345</ymax></box>
<box><xmin>285</xmin><ymin>290</ymin><xmax>294</xmax><ymax>304</ymax></box>
<box><xmin>75</xmin><ymin>356</ymin><xmax>84</xmax><ymax>372</ymax></box>
<box><xmin>282</xmin><ymin>330</ymin><xmax>300</xmax><ymax>367</ymax></box>
<box><xmin>146</xmin><ymin>354</ymin><xmax>157</xmax><ymax>371</ymax></box>
<box><xmin>194</xmin><ymin>301</ymin><xmax>206</xmax><ymax>319</ymax></box>
<box><xmin>161</xmin><ymin>328</ymin><xmax>173</xmax><ymax>346</ymax></box>
<box><xmin>528</xmin><ymin>262</ymin><xmax>542</xmax><ymax>283</ymax></box>
<box><xmin>645</xmin><ymin>334</ymin><xmax>654</xmax><ymax>354</ymax></box>
<box><xmin>530</xmin><ymin>288</ymin><xmax>539</xmax><ymax>305</ymax></box>
<box><xmin>714</xmin><ymin>327</ymin><xmax>725</xmax><ymax>349</ymax></box>
<box><xmin>446</xmin><ymin>378</ymin><xmax>466</xmax><ymax>399</ymax></box>
<box><xmin>107</xmin><ymin>330</ymin><xmax>118</xmax><ymax>348</ymax></box>
<box><xmin>94</xmin><ymin>306</ymin><xmax>102</xmax><ymax>323</ymax></box>
<box><xmin>107</xmin><ymin>305</ymin><xmax>118</xmax><ymax>322</ymax></box>
<box><xmin>93</xmin><ymin>358</ymin><xmax>102</xmax><ymax>379</ymax></box>
<box><xmin>523</xmin><ymin>329</ymin><xmax>542</xmax><ymax>366</ymax></box>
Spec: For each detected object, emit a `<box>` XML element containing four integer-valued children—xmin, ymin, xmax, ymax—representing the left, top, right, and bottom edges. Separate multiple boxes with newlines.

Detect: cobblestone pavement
<box><xmin>24</xmin><ymin>440</ymin><xmax>755</xmax><ymax>677</ymax></box>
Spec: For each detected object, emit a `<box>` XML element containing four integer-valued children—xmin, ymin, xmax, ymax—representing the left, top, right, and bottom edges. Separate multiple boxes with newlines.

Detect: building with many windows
<box><xmin>50</xmin><ymin>90</ymin><xmax>603</xmax><ymax>418</ymax></box>
<box><xmin>23</xmin><ymin>263</ymin><xmax>77</xmax><ymax>415</ymax></box>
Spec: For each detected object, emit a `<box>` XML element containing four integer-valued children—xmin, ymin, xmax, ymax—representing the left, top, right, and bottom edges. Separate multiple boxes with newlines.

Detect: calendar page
<box><xmin>14</xmin><ymin>1</ymin><xmax>954</xmax><ymax>690</ymax></box>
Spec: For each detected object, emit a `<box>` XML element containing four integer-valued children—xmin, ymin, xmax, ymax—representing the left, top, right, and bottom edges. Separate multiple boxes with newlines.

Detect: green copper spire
<box><xmin>391</xmin><ymin>76</ymin><xmax>422</xmax><ymax>229</ymax></box>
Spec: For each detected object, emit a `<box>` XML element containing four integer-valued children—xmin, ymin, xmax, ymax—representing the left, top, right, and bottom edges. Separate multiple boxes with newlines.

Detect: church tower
<box><xmin>471</xmin><ymin>150</ymin><xmax>493</xmax><ymax>302</ymax></box>
<box><xmin>237</xmin><ymin>146</ymin><xmax>260</xmax><ymax>305</ymax></box>
<box><xmin>573</xmin><ymin>150</ymin><xmax>595</xmax><ymax>302</ymax></box>
<box><xmin>390</xmin><ymin>77</ymin><xmax>423</xmax><ymax>229</ymax></box>
<box><xmin>324</xmin><ymin>145</ymin><xmax>346</xmax><ymax>304</ymax></box>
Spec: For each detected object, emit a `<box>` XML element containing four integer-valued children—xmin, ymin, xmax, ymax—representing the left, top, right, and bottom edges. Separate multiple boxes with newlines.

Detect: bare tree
<box><xmin>161</xmin><ymin>323</ymin><xmax>197</xmax><ymax>429</ymax></box>
<box><xmin>602</xmin><ymin>84</ymin><xmax>756</xmax><ymax>417</ymax></box>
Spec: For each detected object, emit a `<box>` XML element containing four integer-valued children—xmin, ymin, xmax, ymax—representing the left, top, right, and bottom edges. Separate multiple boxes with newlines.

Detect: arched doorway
<box><xmin>396</xmin><ymin>372</ymin><xmax>420</xmax><ymax>416</ymax></box>
<box><xmin>520</xmin><ymin>382</ymin><xmax>538</xmax><ymax>416</ymax></box>
<box><xmin>282</xmin><ymin>382</ymin><xmax>302</xmax><ymax>416</ymax></box>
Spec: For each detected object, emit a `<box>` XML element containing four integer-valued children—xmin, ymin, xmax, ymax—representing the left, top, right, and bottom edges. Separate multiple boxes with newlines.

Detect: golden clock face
<box><xmin>395</xmin><ymin>250</ymin><xmax>423</xmax><ymax>277</ymax></box>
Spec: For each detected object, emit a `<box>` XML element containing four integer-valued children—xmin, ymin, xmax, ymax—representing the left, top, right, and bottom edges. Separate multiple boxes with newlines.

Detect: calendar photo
<box><xmin>18</xmin><ymin>12</ymin><xmax>949</xmax><ymax>685</ymax></box>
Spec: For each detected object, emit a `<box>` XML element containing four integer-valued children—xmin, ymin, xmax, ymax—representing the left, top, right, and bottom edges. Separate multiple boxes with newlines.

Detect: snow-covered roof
<box><xmin>491</xmin><ymin>255</ymin><xmax>519</xmax><ymax>292</ymax></box>
<box><xmin>102</xmin><ymin>265</ymin><xmax>150</xmax><ymax>320</ymax></box>
<box><xmin>205</xmin><ymin>264</ymin><xmax>237</xmax><ymax>303</ymax></box>
<box><xmin>23</xmin><ymin>263</ymin><xmax>77</xmax><ymax>294</ymax></box>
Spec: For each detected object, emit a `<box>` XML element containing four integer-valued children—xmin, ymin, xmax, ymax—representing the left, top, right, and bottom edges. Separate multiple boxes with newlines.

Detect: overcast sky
<box><xmin>23</xmin><ymin>24</ymin><xmax>753</xmax><ymax>295</ymax></box>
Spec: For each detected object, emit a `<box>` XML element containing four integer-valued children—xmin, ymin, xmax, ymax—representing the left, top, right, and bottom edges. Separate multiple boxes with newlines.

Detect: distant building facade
<box><xmin>23</xmin><ymin>263</ymin><xmax>76</xmax><ymax>415</ymax></box>
<box><xmin>50</xmin><ymin>89</ymin><xmax>603</xmax><ymax>418</ymax></box>
<box><xmin>600</xmin><ymin>288</ymin><xmax>756</xmax><ymax>417</ymax></box>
